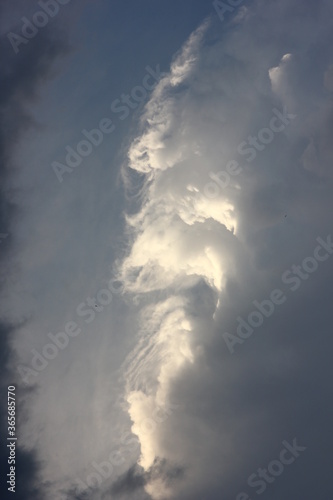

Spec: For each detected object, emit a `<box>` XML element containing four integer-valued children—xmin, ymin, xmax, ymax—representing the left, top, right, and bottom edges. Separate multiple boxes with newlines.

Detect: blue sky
<box><xmin>1</xmin><ymin>1</ymin><xmax>333</xmax><ymax>499</ymax></box>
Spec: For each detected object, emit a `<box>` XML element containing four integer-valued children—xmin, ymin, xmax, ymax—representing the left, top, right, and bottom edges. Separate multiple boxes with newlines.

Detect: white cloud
<box><xmin>117</xmin><ymin>2</ymin><xmax>333</xmax><ymax>498</ymax></box>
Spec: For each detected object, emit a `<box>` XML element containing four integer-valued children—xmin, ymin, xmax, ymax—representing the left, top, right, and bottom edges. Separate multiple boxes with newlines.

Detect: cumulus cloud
<box><xmin>116</xmin><ymin>1</ymin><xmax>333</xmax><ymax>498</ymax></box>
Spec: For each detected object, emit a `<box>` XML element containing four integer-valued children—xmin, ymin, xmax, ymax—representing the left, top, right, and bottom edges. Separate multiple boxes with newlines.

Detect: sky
<box><xmin>0</xmin><ymin>0</ymin><xmax>333</xmax><ymax>499</ymax></box>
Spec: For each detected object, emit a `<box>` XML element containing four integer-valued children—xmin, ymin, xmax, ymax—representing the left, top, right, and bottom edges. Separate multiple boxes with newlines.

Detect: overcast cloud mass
<box><xmin>1</xmin><ymin>1</ymin><xmax>333</xmax><ymax>499</ymax></box>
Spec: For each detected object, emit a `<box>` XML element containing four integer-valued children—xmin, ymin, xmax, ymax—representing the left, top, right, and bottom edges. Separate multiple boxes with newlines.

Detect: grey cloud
<box><xmin>0</xmin><ymin>6</ymin><xmax>71</xmax><ymax>498</ymax></box>
<box><xmin>110</xmin><ymin>459</ymin><xmax>185</xmax><ymax>498</ymax></box>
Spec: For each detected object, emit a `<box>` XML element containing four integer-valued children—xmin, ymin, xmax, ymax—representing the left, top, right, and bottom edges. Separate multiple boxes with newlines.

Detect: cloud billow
<box><xmin>116</xmin><ymin>1</ymin><xmax>333</xmax><ymax>498</ymax></box>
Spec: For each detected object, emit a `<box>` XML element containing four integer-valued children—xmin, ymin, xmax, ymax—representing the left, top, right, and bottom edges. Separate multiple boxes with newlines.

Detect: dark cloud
<box><xmin>0</xmin><ymin>321</ymin><xmax>47</xmax><ymax>499</ymax></box>
<box><xmin>66</xmin><ymin>488</ymin><xmax>93</xmax><ymax>500</ymax></box>
<box><xmin>110</xmin><ymin>459</ymin><xmax>185</xmax><ymax>498</ymax></box>
<box><xmin>0</xmin><ymin>5</ymin><xmax>71</xmax><ymax>498</ymax></box>
<box><xmin>0</xmin><ymin>16</ymin><xmax>70</xmax><ymax>250</ymax></box>
<box><xmin>0</xmin><ymin>24</ymin><xmax>70</xmax><ymax>165</ymax></box>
